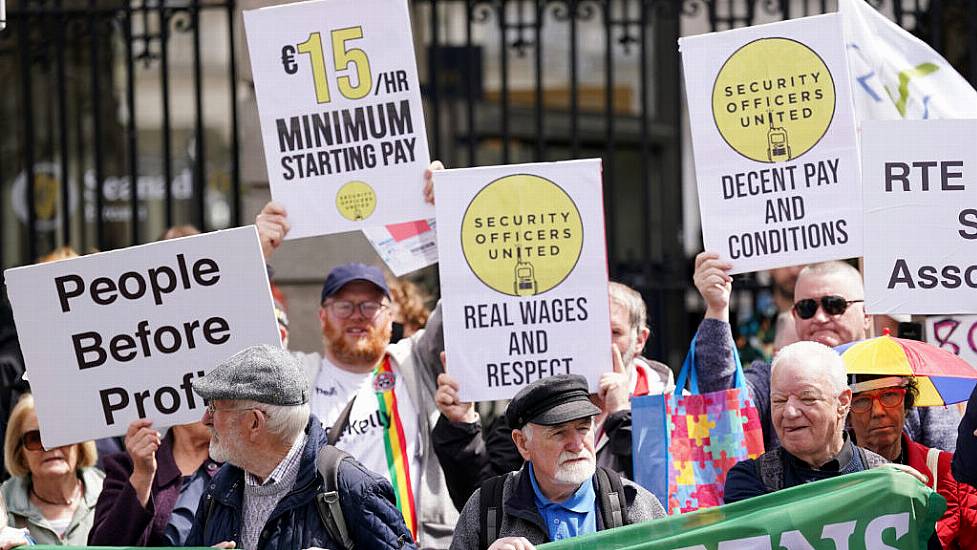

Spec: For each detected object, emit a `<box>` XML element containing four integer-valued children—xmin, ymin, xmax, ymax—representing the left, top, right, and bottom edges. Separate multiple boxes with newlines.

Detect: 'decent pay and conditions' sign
<box><xmin>435</xmin><ymin>159</ymin><xmax>612</xmax><ymax>402</ymax></box>
<box><xmin>4</xmin><ymin>227</ymin><xmax>282</xmax><ymax>448</ymax></box>
<box><xmin>680</xmin><ymin>13</ymin><xmax>862</xmax><ymax>273</ymax></box>
<box><xmin>244</xmin><ymin>0</ymin><xmax>432</xmax><ymax>239</ymax></box>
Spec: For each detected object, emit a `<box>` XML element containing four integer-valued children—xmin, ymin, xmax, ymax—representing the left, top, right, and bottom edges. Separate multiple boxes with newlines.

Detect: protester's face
<box><xmin>849</xmin><ymin>387</ymin><xmax>907</xmax><ymax>456</ymax></box>
<box><xmin>203</xmin><ymin>400</ymin><xmax>250</xmax><ymax>465</ymax></box>
<box><xmin>320</xmin><ymin>281</ymin><xmax>392</xmax><ymax>367</ymax></box>
<box><xmin>792</xmin><ymin>272</ymin><xmax>869</xmax><ymax>347</ymax></box>
<box><xmin>609</xmin><ymin>302</ymin><xmax>638</xmax><ymax>368</ymax></box>
<box><xmin>21</xmin><ymin>411</ymin><xmax>78</xmax><ymax>479</ymax></box>
<box><xmin>771</xmin><ymin>360</ymin><xmax>850</xmax><ymax>463</ymax></box>
<box><xmin>519</xmin><ymin>418</ymin><xmax>596</xmax><ymax>488</ymax></box>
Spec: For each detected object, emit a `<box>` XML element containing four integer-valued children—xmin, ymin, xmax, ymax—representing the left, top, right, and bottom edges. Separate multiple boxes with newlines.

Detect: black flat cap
<box><xmin>505</xmin><ymin>374</ymin><xmax>601</xmax><ymax>429</ymax></box>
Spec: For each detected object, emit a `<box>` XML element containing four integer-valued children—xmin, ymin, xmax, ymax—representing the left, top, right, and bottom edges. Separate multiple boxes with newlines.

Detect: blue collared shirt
<box><xmin>527</xmin><ymin>462</ymin><xmax>597</xmax><ymax>542</ymax></box>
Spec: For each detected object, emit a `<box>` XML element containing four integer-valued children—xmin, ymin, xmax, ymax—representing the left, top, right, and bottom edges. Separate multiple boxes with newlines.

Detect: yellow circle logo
<box><xmin>335</xmin><ymin>181</ymin><xmax>377</xmax><ymax>221</ymax></box>
<box><xmin>712</xmin><ymin>38</ymin><xmax>835</xmax><ymax>163</ymax></box>
<box><xmin>461</xmin><ymin>174</ymin><xmax>583</xmax><ymax>297</ymax></box>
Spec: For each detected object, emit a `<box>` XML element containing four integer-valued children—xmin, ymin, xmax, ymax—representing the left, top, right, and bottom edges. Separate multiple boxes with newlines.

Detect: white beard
<box><xmin>208</xmin><ymin>429</ymin><xmax>243</xmax><ymax>465</ymax></box>
<box><xmin>552</xmin><ymin>450</ymin><xmax>596</xmax><ymax>485</ymax></box>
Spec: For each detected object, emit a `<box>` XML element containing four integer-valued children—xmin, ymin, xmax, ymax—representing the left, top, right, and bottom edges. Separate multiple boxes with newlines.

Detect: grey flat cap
<box><xmin>192</xmin><ymin>344</ymin><xmax>309</xmax><ymax>406</ymax></box>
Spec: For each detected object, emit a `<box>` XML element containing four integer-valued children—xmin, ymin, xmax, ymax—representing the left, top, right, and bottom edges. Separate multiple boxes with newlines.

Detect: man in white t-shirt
<box><xmin>255</xmin><ymin>211</ymin><xmax>455</xmax><ymax>548</ymax></box>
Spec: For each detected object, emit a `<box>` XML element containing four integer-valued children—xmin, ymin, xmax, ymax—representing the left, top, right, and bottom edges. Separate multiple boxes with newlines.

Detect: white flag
<box><xmin>840</xmin><ymin>0</ymin><xmax>977</xmax><ymax>120</ymax></box>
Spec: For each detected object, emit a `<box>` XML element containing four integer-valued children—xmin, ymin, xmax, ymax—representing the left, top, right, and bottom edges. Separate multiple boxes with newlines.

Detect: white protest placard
<box><xmin>680</xmin><ymin>13</ymin><xmax>862</xmax><ymax>274</ymax></box>
<box><xmin>363</xmin><ymin>218</ymin><xmax>438</xmax><ymax>276</ymax></box>
<box><xmin>435</xmin><ymin>159</ymin><xmax>612</xmax><ymax>402</ymax></box>
<box><xmin>861</xmin><ymin>120</ymin><xmax>977</xmax><ymax>314</ymax></box>
<box><xmin>927</xmin><ymin>315</ymin><xmax>977</xmax><ymax>369</ymax></box>
<box><xmin>4</xmin><ymin>227</ymin><xmax>282</xmax><ymax>448</ymax></box>
<box><xmin>244</xmin><ymin>0</ymin><xmax>432</xmax><ymax>240</ymax></box>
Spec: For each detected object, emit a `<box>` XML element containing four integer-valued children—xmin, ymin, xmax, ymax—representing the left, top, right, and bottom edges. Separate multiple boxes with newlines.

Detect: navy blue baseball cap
<box><xmin>321</xmin><ymin>263</ymin><xmax>390</xmax><ymax>303</ymax></box>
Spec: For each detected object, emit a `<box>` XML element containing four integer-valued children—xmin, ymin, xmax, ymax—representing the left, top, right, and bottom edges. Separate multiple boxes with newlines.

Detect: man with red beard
<box><xmin>254</xmin><ymin>170</ymin><xmax>455</xmax><ymax>549</ymax></box>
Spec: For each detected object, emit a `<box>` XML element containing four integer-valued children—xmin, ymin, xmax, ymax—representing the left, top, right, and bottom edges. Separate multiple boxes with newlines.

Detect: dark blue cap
<box><xmin>321</xmin><ymin>263</ymin><xmax>390</xmax><ymax>303</ymax></box>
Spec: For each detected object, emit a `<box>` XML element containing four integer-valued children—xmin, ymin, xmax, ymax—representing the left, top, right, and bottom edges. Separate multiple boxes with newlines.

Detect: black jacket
<box><xmin>953</xmin><ymin>385</ymin><xmax>977</xmax><ymax>489</ymax></box>
<box><xmin>186</xmin><ymin>416</ymin><xmax>415</xmax><ymax>550</ymax></box>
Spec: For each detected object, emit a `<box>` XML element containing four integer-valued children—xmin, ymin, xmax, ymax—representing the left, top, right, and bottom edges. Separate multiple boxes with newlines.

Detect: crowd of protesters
<box><xmin>0</xmin><ymin>163</ymin><xmax>974</xmax><ymax>550</ymax></box>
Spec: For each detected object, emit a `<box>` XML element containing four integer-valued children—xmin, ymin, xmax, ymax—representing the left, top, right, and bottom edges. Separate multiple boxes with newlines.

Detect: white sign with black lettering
<box><xmin>680</xmin><ymin>14</ymin><xmax>862</xmax><ymax>274</ymax></box>
<box><xmin>4</xmin><ymin>226</ymin><xmax>282</xmax><ymax>448</ymax></box>
<box><xmin>244</xmin><ymin>0</ymin><xmax>432</xmax><ymax>240</ymax></box>
<box><xmin>434</xmin><ymin>159</ymin><xmax>612</xmax><ymax>402</ymax></box>
<box><xmin>862</xmin><ymin>120</ymin><xmax>977</xmax><ymax>314</ymax></box>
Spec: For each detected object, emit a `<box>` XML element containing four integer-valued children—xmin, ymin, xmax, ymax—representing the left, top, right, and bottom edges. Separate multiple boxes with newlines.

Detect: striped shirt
<box><xmin>241</xmin><ymin>433</ymin><xmax>308</xmax><ymax>550</ymax></box>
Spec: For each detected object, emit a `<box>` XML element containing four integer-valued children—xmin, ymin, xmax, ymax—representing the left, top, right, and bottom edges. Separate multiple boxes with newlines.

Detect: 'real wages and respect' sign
<box><xmin>862</xmin><ymin>120</ymin><xmax>977</xmax><ymax>314</ymax></box>
<box><xmin>680</xmin><ymin>13</ymin><xmax>862</xmax><ymax>274</ymax></box>
<box><xmin>4</xmin><ymin>227</ymin><xmax>282</xmax><ymax>448</ymax></box>
<box><xmin>434</xmin><ymin>159</ymin><xmax>612</xmax><ymax>402</ymax></box>
<box><xmin>244</xmin><ymin>0</ymin><xmax>432</xmax><ymax>240</ymax></box>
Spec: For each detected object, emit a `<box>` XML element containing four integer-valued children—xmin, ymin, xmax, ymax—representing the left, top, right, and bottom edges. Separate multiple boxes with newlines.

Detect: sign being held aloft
<box><xmin>244</xmin><ymin>0</ymin><xmax>432</xmax><ymax>240</ymax></box>
<box><xmin>3</xmin><ymin>227</ymin><xmax>282</xmax><ymax>448</ymax></box>
<box><xmin>862</xmin><ymin>120</ymin><xmax>977</xmax><ymax>314</ymax></box>
<box><xmin>435</xmin><ymin>159</ymin><xmax>612</xmax><ymax>402</ymax></box>
<box><xmin>680</xmin><ymin>14</ymin><xmax>862</xmax><ymax>274</ymax></box>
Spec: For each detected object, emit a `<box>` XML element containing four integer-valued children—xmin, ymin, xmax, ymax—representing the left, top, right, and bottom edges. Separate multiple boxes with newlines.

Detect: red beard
<box><xmin>323</xmin><ymin>316</ymin><xmax>390</xmax><ymax>367</ymax></box>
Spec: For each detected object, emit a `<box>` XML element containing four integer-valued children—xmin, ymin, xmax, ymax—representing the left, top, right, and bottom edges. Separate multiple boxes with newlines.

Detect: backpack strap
<box><xmin>316</xmin><ymin>446</ymin><xmax>355</xmax><ymax>550</ymax></box>
<box><xmin>327</xmin><ymin>395</ymin><xmax>357</xmax><ymax>446</ymax></box>
<box><xmin>595</xmin><ymin>466</ymin><xmax>628</xmax><ymax>529</ymax></box>
<box><xmin>478</xmin><ymin>474</ymin><xmax>507</xmax><ymax>550</ymax></box>
<box><xmin>755</xmin><ymin>448</ymin><xmax>784</xmax><ymax>492</ymax></box>
<box><xmin>926</xmin><ymin>448</ymin><xmax>941</xmax><ymax>489</ymax></box>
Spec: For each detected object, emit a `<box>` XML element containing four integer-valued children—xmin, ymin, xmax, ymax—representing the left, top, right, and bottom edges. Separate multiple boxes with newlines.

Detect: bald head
<box><xmin>792</xmin><ymin>261</ymin><xmax>871</xmax><ymax>347</ymax></box>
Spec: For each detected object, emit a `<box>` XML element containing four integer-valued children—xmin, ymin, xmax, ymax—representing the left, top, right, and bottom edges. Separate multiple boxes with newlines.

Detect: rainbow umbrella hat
<box><xmin>836</xmin><ymin>333</ymin><xmax>977</xmax><ymax>407</ymax></box>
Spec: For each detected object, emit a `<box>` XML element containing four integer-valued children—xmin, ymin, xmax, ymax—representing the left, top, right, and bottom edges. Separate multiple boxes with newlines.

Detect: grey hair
<box><xmin>520</xmin><ymin>423</ymin><xmax>535</xmax><ymax>442</ymax></box>
<box><xmin>609</xmin><ymin>281</ymin><xmax>647</xmax><ymax>333</ymax></box>
<box><xmin>238</xmin><ymin>400</ymin><xmax>310</xmax><ymax>443</ymax></box>
<box><xmin>798</xmin><ymin>261</ymin><xmax>864</xmax><ymax>297</ymax></box>
<box><xmin>772</xmin><ymin>341</ymin><xmax>848</xmax><ymax>394</ymax></box>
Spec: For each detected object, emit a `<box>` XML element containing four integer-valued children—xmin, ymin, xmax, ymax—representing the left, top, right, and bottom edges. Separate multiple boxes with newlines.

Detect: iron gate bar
<box><xmin>56</xmin><ymin>0</ymin><xmax>69</xmax><ymax>248</ymax></box>
<box><xmin>18</xmin><ymin>18</ymin><xmax>36</xmax><ymax>261</ymax></box>
<box><xmin>192</xmin><ymin>0</ymin><xmax>205</xmax><ymax>230</ymax></box>
<box><xmin>430</xmin><ymin>0</ymin><xmax>442</xmax><ymax>158</ymax></box>
<box><xmin>88</xmin><ymin>0</ymin><xmax>105</xmax><ymax>251</ymax></box>
<box><xmin>499</xmin><ymin>0</ymin><xmax>511</xmax><ymax>164</ymax></box>
<box><xmin>227</xmin><ymin>0</ymin><xmax>240</xmax><ymax>227</ymax></box>
<box><xmin>125</xmin><ymin>0</ymin><xmax>140</xmax><ymax>245</ymax></box>
<box><xmin>533</xmin><ymin>0</ymin><xmax>543</xmax><ymax>162</ymax></box>
<box><xmin>465</xmin><ymin>0</ymin><xmax>476</xmax><ymax>165</ymax></box>
<box><xmin>161</xmin><ymin>0</ymin><xmax>174</xmax><ymax>228</ymax></box>
<box><xmin>640</xmin><ymin>0</ymin><xmax>650</xmax><ymax>264</ymax></box>
<box><xmin>568</xmin><ymin>0</ymin><xmax>579</xmax><ymax>157</ymax></box>
<box><xmin>604</xmin><ymin>0</ymin><xmax>617</xmax><ymax>263</ymax></box>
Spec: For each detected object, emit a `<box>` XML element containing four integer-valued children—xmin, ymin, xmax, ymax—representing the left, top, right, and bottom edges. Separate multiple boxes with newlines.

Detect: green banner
<box><xmin>540</xmin><ymin>468</ymin><xmax>946</xmax><ymax>549</ymax></box>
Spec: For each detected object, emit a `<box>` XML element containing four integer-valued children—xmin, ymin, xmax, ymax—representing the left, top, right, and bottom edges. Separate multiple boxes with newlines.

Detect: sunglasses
<box><xmin>851</xmin><ymin>388</ymin><xmax>907</xmax><ymax>413</ymax></box>
<box><xmin>792</xmin><ymin>295</ymin><xmax>864</xmax><ymax>320</ymax></box>
<box><xmin>20</xmin><ymin>430</ymin><xmax>43</xmax><ymax>452</ymax></box>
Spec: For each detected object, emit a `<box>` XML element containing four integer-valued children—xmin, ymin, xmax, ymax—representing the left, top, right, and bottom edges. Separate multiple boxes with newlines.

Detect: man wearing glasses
<box><xmin>691</xmin><ymin>252</ymin><xmax>961</xmax><ymax>451</ymax></box>
<box><xmin>255</xmin><ymin>184</ymin><xmax>456</xmax><ymax>548</ymax></box>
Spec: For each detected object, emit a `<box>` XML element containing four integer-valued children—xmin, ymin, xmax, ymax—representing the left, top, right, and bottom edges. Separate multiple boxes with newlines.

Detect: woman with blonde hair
<box><xmin>1</xmin><ymin>394</ymin><xmax>103</xmax><ymax>544</ymax></box>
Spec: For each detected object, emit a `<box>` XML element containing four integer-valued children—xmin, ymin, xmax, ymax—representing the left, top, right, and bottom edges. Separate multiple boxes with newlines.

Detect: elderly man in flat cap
<box><xmin>450</xmin><ymin>374</ymin><xmax>664</xmax><ymax>550</ymax></box>
<box><xmin>185</xmin><ymin>344</ymin><xmax>416</xmax><ymax>550</ymax></box>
